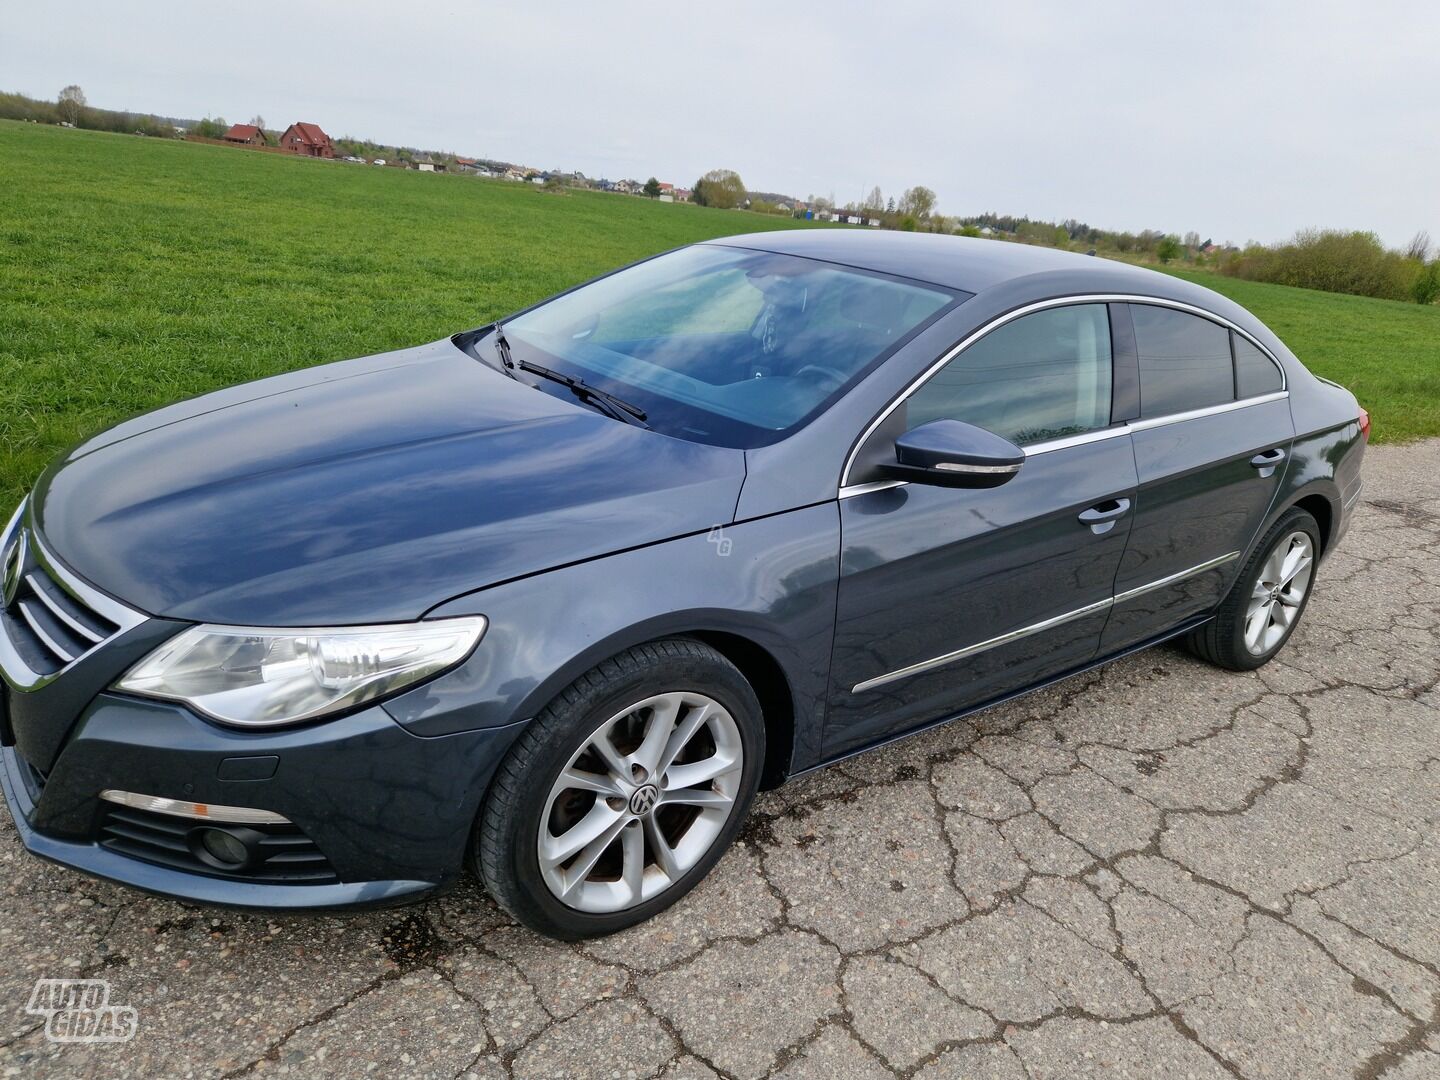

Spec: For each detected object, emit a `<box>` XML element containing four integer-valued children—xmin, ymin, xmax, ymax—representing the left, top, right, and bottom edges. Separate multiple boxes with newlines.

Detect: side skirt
<box><xmin>784</xmin><ymin>615</ymin><xmax>1212</xmax><ymax>784</ymax></box>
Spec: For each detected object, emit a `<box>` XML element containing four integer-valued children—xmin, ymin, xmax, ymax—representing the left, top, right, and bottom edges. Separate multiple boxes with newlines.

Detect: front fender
<box><xmin>382</xmin><ymin>504</ymin><xmax>841</xmax><ymax>776</ymax></box>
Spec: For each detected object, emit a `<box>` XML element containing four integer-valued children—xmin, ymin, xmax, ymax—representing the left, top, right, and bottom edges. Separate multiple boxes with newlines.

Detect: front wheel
<box><xmin>1186</xmin><ymin>508</ymin><xmax>1321</xmax><ymax>670</ymax></box>
<box><xmin>475</xmin><ymin>639</ymin><xmax>764</xmax><ymax>940</ymax></box>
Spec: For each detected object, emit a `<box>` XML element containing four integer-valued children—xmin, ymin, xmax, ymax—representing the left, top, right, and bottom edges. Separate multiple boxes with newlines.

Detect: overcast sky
<box><xmin>5</xmin><ymin>1</ymin><xmax>1436</xmax><ymax>247</ymax></box>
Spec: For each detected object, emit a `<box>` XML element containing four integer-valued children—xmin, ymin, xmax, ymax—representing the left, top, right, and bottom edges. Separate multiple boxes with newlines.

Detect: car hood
<box><xmin>33</xmin><ymin>339</ymin><xmax>746</xmax><ymax>625</ymax></box>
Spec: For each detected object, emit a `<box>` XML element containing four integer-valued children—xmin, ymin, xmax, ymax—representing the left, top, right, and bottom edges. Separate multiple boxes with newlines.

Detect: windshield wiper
<box><xmin>515</xmin><ymin>358</ymin><xmax>650</xmax><ymax>427</ymax></box>
<box><xmin>491</xmin><ymin>322</ymin><xmax>517</xmax><ymax>374</ymax></box>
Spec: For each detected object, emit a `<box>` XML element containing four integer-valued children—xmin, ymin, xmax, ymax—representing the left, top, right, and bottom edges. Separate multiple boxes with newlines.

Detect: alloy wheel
<box><xmin>1243</xmin><ymin>531</ymin><xmax>1315</xmax><ymax>655</ymax></box>
<box><xmin>537</xmin><ymin>691</ymin><xmax>743</xmax><ymax>912</ymax></box>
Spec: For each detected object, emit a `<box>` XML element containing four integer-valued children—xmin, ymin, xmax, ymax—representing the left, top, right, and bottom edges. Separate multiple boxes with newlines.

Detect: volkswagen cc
<box><xmin>0</xmin><ymin>231</ymin><xmax>1366</xmax><ymax>939</ymax></box>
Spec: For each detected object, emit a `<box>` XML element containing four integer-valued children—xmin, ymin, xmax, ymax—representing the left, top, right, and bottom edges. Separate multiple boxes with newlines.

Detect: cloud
<box><xmin>3</xmin><ymin>0</ymin><xmax>1435</xmax><ymax>245</ymax></box>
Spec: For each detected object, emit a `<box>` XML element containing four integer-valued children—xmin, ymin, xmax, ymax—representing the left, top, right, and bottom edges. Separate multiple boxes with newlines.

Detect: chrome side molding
<box><xmin>1111</xmin><ymin>551</ymin><xmax>1239</xmax><ymax>603</ymax></box>
<box><xmin>851</xmin><ymin>596</ymin><xmax>1114</xmax><ymax>694</ymax></box>
<box><xmin>850</xmin><ymin>551</ymin><xmax>1241</xmax><ymax>694</ymax></box>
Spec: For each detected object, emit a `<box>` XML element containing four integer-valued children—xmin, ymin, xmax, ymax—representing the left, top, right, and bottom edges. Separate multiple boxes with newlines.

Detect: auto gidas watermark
<box><xmin>26</xmin><ymin>979</ymin><xmax>138</xmax><ymax>1043</ymax></box>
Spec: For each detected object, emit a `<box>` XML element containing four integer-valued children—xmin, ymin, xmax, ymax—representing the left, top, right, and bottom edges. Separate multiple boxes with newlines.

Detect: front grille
<box><xmin>98</xmin><ymin>806</ymin><xmax>340</xmax><ymax>885</ymax></box>
<box><xmin>7</xmin><ymin>562</ymin><xmax>120</xmax><ymax>676</ymax></box>
<box><xmin>0</xmin><ymin>522</ymin><xmax>145</xmax><ymax>688</ymax></box>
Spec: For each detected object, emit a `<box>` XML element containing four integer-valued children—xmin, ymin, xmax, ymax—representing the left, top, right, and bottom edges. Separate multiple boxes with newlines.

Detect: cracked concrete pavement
<box><xmin>2</xmin><ymin>440</ymin><xmax>1438</xmax><ymax>1080</ymax></box>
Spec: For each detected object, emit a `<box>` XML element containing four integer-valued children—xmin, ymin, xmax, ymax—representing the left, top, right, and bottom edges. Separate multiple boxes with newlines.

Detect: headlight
<box><xmin>115</xmin><ymin>617</ymin><xmax>487</xmax><ymax>728</ymax></box>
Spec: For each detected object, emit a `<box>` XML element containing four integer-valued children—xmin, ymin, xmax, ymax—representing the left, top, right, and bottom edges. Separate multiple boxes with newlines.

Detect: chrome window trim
<box><xmin>1023</xmin><ymin>425</ymin><xmax>1131</xmax><ymax>456</ymax></box>
<box><xmin>839</xmin><ymin>293</ymin><xmax>1289</xmax><ymax>489</ymax></box>
<box><xmin>836</xmin><ymin>394</ymin><xmax>1286</xmax><ymax>500</ymax></box>
<box><xmin>839</xmin><ymin>479</ymin><xmax>907</xmax><ymax>499</ymax></box>
<box><xmin>850</xmin><ymin>551</ymin><xmax>1241</xmax><ymax>694</ymax></box>
<box><xmin>1126</xmin><ymin>391</ymin><xmax>1289</xmax><ymax>432</ymax></box>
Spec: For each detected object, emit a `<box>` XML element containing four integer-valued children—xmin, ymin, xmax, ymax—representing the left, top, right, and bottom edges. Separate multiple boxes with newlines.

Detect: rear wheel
<box><xmin>1186</xmin><ymin>508</ymin><xmax>1321</xmax><ymax>670</ymax></box>
<box><xmin>475</xmin><ymin>639</ymin><xmax>764</xmax><ymax>939</ymax></box>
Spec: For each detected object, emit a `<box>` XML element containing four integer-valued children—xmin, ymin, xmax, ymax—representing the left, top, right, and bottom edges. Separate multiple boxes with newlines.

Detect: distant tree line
<box><xmin>10</xmin><ymin>87</ymin><xmax>1431</xmax><ymax>305</ymax></box>
<box><xmin>0</xmin><ymin>87</ymin><xmax>183</xmax><ymax>140</ymax></box>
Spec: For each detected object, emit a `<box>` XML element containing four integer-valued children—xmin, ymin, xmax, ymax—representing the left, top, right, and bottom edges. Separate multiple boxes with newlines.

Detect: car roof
<box><xmin>707</xmin><ymin>229</ymin><xmax>1168</xmax><ymax>296</ymax></box>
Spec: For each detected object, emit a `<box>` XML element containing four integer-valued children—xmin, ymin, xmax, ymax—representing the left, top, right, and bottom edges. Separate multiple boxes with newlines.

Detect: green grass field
<box><xmin>2</xmin><ymin>121</ymin><xmax>1437</xmax><ymax>515</ymax></box>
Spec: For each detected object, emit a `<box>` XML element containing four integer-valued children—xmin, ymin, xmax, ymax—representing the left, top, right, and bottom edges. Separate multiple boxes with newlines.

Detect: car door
<box><xmin>1099</xmin><ymin>302</ymin><xmax>1293</xmax><ymax>654</ymax></box>
<box><xmin>825</xmin><ymin>302</ymin><xmax>1138</xmax><ymax>758</ymax></box>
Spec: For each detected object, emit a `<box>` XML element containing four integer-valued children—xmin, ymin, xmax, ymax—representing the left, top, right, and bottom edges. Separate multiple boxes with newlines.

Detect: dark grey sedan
<box><xmin>0</xmin><ymin>231</ymin><xmax>1366</xmax><ymax>939</ymax></box>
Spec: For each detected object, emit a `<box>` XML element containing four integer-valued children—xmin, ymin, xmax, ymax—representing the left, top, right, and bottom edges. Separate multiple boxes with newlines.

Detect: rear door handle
<box><xmin>1078</xmin><ymin>498</ymin><xmax>1131</xmax><ymax>534</ymax></box>
<box><xmin>1250</xmin><ymin>447</ymin><xmax>1286</xmax><ymax>477</ymax></box>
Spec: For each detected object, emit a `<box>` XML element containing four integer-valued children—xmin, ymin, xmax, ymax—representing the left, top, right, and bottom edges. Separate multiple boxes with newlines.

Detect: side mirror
<box><xmin>880</xmin><ymin>419</ymin><xmax>1024</xmax><ymax>489</ymax></box>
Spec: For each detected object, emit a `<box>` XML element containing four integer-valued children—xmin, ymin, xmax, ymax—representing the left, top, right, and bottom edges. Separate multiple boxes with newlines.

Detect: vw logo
<box><xmin>1</xmin><ymin>532</ymin><xmax>24</xmax><ymax>610</ymax></box>
<box><xmin>627</xmin><ymin>784</ymin><xmax>660</xmax><ymax>816</ymax></box>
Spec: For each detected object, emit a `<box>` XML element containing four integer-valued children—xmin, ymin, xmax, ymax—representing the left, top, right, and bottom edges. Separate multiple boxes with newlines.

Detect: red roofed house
<box><xmin>223</xmin><ymin>123</ymin><xmax>266</xmax><ymax>146</ymax></box>
<box><xmin>279</xmin><ymin>122</ymin><xmax>334</xmax><ymax>159</ymax></box>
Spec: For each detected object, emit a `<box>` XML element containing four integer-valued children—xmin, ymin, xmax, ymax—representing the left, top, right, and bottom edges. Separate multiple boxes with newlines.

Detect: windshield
<box><xmin>500</xmin><ymin>244</ymin><xmax>957</xmax><ymax>448</ymax></box>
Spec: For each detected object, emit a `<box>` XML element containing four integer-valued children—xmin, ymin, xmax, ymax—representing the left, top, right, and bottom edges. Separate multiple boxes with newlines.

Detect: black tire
<box><xmin>475</xmin><ymin>638</ymin><xmax>765</xmax><ymax>940</ymax></box>
<box><xmin>1185</xmin><ymin>507</ymin><xmax>1321</xmax><ymax>671</ymax></box>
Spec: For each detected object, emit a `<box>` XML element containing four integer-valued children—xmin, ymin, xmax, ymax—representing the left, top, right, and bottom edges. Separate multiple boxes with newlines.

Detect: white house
<box><xmin>416</xmin><ymin>162</ymin><xmax>435</xmax><ymax>173</ymax></box>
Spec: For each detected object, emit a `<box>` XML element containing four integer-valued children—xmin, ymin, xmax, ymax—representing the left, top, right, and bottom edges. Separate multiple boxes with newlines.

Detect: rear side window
<box><xmin>906</xmin><ymin>304</ymin><xmax>1112</xmax><ymax>445</ymax></box>
<box><xmin>1233</xmin><ymin>334</ymin><xmax>1284</xmax><ymax>397</ymax></box>
<box><xmin>1132</xmin><ymin>305</ymin><xmax>1234</xmax><ymax>417</ymax></box>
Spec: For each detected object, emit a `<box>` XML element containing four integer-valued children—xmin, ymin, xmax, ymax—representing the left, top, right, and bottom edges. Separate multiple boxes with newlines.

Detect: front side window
<box><xmin>1132</xmin><ymin>305</ymin><xmax>1234</xmax><ymax>417</ymax></box>
<box><xmin>502</xmin><ymin>245</ymin><xmax>956</xmax><ymax>448</ymax></box>
<box><xmin>905</xmin><ymin>304</ymin><xmax>1113</xmax><ymax>445</ymax></box>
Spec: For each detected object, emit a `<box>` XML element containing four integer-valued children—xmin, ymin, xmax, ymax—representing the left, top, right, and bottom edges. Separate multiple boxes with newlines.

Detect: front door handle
<box><xmin>1078</xmin><ymin>498</ymin><xmax>1131</xmax><ymax>534</ymax></box>
<box><xmin>1250</xmin><ymin>447</ymin><xmax>1286</xmax><ymax>478</ymax></box>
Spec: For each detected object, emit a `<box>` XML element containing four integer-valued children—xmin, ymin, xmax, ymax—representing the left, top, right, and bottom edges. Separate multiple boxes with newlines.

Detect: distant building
<box><xmin>674</xmin><ymin>188</ymin><xmax>693</xmax><ymax>202</ymax></box>
<box><xmin>222</xmin><ymin>123</ymin><xmax>266</xmax><ymax>146</ymax></box>
<box><xmin>279</xmin><ymin>122</ymin><xmax>334</xmax><ymax>158</ymax></box>
<box><xmin>454</xmin><ymin>157</ymin><xmax>493</xmax><ymax>176</ymax></box>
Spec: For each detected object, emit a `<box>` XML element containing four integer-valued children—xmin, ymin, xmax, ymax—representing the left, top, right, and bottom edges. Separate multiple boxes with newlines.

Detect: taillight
<box><xmin>1358</xmin><ymin>407</ymin><xmax>1371</xmax><ymax>442</ymax></box>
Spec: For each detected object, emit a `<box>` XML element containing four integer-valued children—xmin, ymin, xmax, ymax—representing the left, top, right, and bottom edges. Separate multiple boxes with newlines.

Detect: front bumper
<box><xmin>0</xmin><ymin>689</ymin><xmax>527</xmax><ymax>910</ymax></box>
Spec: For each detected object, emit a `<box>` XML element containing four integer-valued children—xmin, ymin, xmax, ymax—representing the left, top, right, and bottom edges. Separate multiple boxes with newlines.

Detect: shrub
<box><xmin>1221</xmin><ymin>229</ymin><xmax>1421</xmax><ymax>302</ymax></box>
<box><xmin>1414</xmin><ymin>261</ymin><xmax>1440</xmax><ymax>306</ymax></box>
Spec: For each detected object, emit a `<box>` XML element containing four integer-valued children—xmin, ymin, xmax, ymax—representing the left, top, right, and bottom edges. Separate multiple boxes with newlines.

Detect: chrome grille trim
<box><xmin>0</xmin><ymin>500</ymin><xmax>147</xmax><ymax>692</ymax></box>
<box><xmin>24</xmin><ymin>572</ymin><xmax>107</xmax><ymax>643</ymax></box>
<box><xmin>16</xmin><ymin>599</ymin><xmax>79</xmax><ymax>663</ymax></box>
